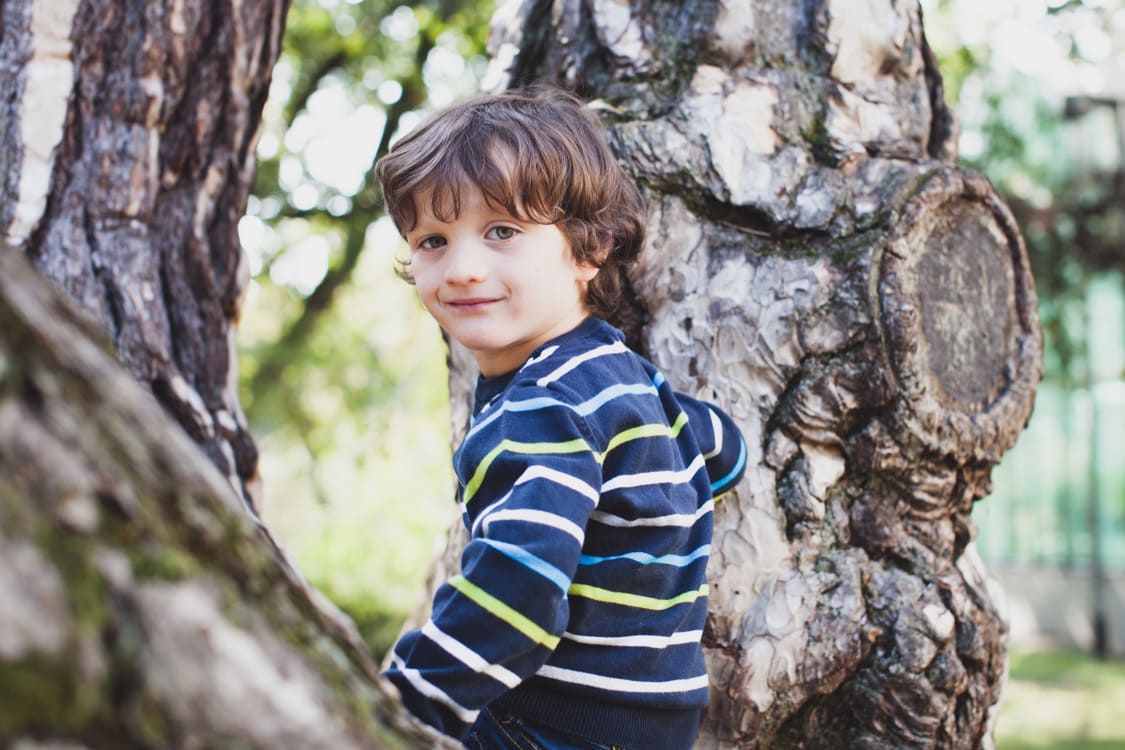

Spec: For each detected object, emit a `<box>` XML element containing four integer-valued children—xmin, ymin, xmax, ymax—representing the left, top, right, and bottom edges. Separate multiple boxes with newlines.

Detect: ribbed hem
<box><xmin>494</xmin><ymin>680</ymin><xmax>702</xmax><ymax>750</ymax></box>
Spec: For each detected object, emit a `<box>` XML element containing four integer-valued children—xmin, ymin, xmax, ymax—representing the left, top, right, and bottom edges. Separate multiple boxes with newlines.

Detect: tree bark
<box><xmin>1</xmin><ymin>0</ymin><xmax>284</xmax><ymax>508</ymax></box>
<box><xmin>431</xmin><ymin>1</ymin><xmax>1039</xmax><ymax>748</ymax></box>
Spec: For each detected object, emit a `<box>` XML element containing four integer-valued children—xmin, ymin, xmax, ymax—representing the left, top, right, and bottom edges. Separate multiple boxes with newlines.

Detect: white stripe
<box><xmin>563</xmin><ymin>629</ymin><xmax>702</xmax><ymax>648</ymax></box>
<box><xmin>590</xmin><ymin>499</ymin><xmax>714</xmax><ymax>529</ymax></box>
<box><xmin>703</xmin><ymin>409</ymin><xmax>724</xmax><ymax>459</ymax></box>
<box><xmin>470</xmin><ymin>488</ymin><xmax>515</xmax><ymax>536</ymax></box>
<box><xmin>514</xmin><ymin>465</ymin><xmax>600</xmax><ymax>503</ymax></box>
<box><xmin>601</xmin><ymin>454</ymin><xmax>706</xmax><ymax>493</ymax></box>
<box><xmin>482</xmin><ymin>509</ymin><xmax>585</xmax><ymax>542</ymax></box>
<box><xmin>390</xmin><ymin>655</ymin><xmax>480</xmax><ymax>723</ymax></box>
<box><xmin>520</xmin><ymin>345</ymin><xmax>559</xmax><ymax>370</ymax></box>
<box><xmin>421</xmin><ymin>621</ymin><xmax>521</xmax><ymax>688</ymax></box>
<box><xmin>536</xmin><ymin>664</ymin><xmax>711</xmax><ymax>693</ymax></box>
<box><xmin>470</xmin><ymin>465</ymin><xmax>598</xmax><ymax>537</ymax></box>
<box><xmin>536</xmin><ymin>341</ymin><xmax>629</xmax><ymax>386</ymax></box>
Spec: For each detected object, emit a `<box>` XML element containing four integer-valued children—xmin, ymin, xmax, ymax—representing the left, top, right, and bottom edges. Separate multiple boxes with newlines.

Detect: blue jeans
<box><xmin>463</xmin><ymin>706</ymin><xmax>621</xmax><ymax>750</ymax></box>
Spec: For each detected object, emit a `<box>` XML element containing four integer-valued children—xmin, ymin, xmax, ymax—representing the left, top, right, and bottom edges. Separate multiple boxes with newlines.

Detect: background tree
<box><xmin>0</xmin><ymin>0</ymin><xmax>285</xmax><ymax>507</ymax></box>
<box><xmin>0</xmin><ymin>1</ymin><xmax>1043</xmax><ymax>748</ymax></box>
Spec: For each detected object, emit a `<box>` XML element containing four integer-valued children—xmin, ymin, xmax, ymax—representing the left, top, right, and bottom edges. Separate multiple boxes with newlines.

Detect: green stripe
<box><xmin>449</xmin><ymin>576</ymin><xmax>561</xmax><ymax>649</ymax></box>
<box><xmin>568</xmin><ymin>582</ymin><xmax>709</xmax><ymax>611</ymax></box>
<box><xmin>600</xmin><ymin>411</ymin><xmax>689</xmax><ymax>458</ymax></box>
<box><xmin>464</xmin><ymin>413</ymin><xmax>689</xmax><ymax>505</ymax></box>
<box><xmin>464</xmin><ymin>438</ymin><xmax>594</xmax><ymax>504</ymax></box>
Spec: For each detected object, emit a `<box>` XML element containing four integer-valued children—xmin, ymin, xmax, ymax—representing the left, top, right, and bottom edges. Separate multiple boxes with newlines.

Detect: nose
<box><xmin>442</xmin><ymin>236</ymin><xmax>488</xmax><ymax>285</ymax></box>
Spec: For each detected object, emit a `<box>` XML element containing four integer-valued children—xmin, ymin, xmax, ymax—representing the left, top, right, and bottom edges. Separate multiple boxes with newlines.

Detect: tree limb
<box><xmin>0</xmin><ymin>245</ymin><xmax>436</xmax><ymax>747</ymax></box>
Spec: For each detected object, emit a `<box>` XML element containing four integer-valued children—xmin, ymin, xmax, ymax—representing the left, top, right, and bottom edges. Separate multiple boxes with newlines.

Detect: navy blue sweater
<box><xmin>385</xmin><ymin>317</ymin><xmax>747</xmax><ymax>749</ymax></box>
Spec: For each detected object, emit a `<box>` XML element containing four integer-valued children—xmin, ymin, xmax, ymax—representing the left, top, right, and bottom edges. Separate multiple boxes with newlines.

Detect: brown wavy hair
<box><xmin>376</xmin><ymin>88</ymin><xmax>646</xmax><ymax>324</ymax></box>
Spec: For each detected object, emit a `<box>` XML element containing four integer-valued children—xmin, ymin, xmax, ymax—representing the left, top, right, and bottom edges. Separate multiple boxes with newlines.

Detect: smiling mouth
<box><xmin>447</xmin><ymin>298</ymin><xmax>499</xmax><ymax>311</ymax></box>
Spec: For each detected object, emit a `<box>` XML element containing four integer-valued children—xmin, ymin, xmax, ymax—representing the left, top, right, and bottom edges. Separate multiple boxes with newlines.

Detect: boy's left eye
<box><xmin>486</xmin><ymin>226</ymin><xmax>517</xmax><ymax>241</ymax></box>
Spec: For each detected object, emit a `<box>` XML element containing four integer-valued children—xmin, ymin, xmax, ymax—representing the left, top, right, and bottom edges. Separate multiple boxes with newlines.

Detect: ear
<box><xmin>576</xmin><ymin>257</ymin><xmax>600</xmax><ymax>283</ymax></box>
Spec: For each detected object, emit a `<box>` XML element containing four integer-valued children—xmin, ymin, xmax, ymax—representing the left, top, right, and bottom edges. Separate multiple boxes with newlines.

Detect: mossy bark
<box><xmin>0</xmin><ymin>247</ymin><xmax>435</xmax><ymax>748</ymax></box>
<box><xmin>0</xmin><ymin>1</ymin><xmax>434</xmax><ymax>744</ymax></box>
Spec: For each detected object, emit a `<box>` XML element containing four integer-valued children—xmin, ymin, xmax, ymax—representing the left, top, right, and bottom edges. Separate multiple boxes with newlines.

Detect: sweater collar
<box><xmin>472</xmin><ymin>316</ymin><xmax>621</xmax><ymax>409</ymax></box>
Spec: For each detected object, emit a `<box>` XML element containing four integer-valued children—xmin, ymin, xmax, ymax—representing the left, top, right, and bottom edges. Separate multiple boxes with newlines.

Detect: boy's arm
<box><xmin>383</xmin><ymin>400</ymin><xmax>600</xmax><ymax>739</ymax></box>
<box><xmin>674</xmin><ymin>391</ymin><xmax>747</xmax><ymax>498</ymax></box>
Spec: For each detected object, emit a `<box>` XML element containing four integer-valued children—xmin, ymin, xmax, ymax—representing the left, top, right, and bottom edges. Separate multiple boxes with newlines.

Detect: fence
<box><xmin>976</xmin><ymin>379</ymin><xmax>1125</xmax><ymax>570</ymax></box>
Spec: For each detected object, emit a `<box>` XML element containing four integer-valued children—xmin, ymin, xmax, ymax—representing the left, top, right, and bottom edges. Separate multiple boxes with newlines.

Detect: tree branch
<box><xmin>0</xmin><ymin>245</ymin><xmax>435</xmax><ymax>747</ymax></box>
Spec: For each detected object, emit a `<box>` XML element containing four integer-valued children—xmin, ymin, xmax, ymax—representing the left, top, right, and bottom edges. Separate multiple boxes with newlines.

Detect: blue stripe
<box><xmin>711</xmin><ymin>437</ymin><xmax>747</xmax><ymax>494</ymax></box>
<box><xmin>579</xmin><ymin>544</ymin><xmax>711</xmax><ymax>568</ymax></box>
<box><xmin>480</xmin><ymin>539</ymin><xmax>571</xmax><ymax>592</ymax></box>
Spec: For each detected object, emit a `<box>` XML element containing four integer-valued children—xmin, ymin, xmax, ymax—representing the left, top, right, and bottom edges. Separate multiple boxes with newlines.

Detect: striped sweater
<box><xmin>385</xmin><ymin>317</ymin><xmax>747</xmax><ymax>749</ymax></box>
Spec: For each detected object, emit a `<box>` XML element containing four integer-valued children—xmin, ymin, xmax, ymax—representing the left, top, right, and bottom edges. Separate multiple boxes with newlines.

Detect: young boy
<box><xmin>377</xmin><ymin>89</ymin><xmax>747</xmax><ymax>750</ymax></box>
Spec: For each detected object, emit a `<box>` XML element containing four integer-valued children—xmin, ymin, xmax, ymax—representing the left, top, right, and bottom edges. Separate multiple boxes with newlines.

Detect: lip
<box><xmin>445</xmin><ymin>297</ymin><xmax>500</xmax><ymax>312</ymax></box>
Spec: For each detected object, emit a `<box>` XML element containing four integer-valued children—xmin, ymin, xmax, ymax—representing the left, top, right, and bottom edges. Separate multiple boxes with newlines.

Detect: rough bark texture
<box><xmin>425</xmin><ymin>1</ymin><xmax>1040</xmax><ymax>748</ymax></box>
<box><xmin>0</xmin><ymin>0</ymin><xmax>284</xmax><ymax>508</ymax></box>
<box><xmin>0</xmin><ymin>246</ymin><xmax>441</xmax><ymax>748</ymax></box>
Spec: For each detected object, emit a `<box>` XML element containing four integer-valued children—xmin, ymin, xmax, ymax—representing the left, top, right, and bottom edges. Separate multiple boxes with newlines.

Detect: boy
<box><xmin>377</xmin><ymin>89</ymin><xmax>747</xmax><ymax>750</ymax></box>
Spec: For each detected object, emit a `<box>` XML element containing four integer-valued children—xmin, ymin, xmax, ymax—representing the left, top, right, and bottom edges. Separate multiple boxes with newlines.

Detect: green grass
<box><xmin>996</xmin><ymin>649</ymin><xmax>1125</xmax><ymax>750</ymax></box>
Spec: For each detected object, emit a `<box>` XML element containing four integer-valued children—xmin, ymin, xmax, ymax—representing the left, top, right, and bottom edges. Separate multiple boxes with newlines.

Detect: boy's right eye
<box><xmin>417</xmin><ymin>235</ymin><xmax>447</xmax><ymax>251</ymax></box>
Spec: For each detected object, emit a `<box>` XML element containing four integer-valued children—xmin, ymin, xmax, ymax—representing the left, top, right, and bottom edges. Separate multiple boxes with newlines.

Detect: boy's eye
<box><xmin>417</xmin><ymin>235</ymin><xmax>447</xmax><ymax>251</ymax></box>
<box><xmin>486</xmin><ymin>225</ymin><xmax>517</xmax><ymax>241</ymax></box>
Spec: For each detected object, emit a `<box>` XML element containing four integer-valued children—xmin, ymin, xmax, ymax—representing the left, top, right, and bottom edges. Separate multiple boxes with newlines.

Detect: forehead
<box><xmin>408</xmin><ymin>180</ymin><xmax>515</xmax><ymax>227</ymax></box>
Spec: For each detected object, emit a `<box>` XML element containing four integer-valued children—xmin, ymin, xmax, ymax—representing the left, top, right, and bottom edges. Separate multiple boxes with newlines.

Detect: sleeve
<box><xmin>674</xmin><ymin>391</ymin><xmax>747</xmax><ymax>498</ymax></box>
<box><xmin>382</xmin><ymin>397</ymin><xmax>601</xmax><ymax>739</ymax></box>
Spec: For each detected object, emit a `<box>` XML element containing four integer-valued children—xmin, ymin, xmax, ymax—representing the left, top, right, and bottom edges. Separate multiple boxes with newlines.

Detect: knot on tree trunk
<box><xmin>879</xmin><ymin>167</ymin><xmax>1042</xmax><ymax>468</ymax></box>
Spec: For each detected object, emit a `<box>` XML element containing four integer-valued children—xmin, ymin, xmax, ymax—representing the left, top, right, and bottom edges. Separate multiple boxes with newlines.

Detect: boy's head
<box><xmin>376</xmin><ymin>88</ymin><xmax>646</xmax><ymax>323</ymax></box>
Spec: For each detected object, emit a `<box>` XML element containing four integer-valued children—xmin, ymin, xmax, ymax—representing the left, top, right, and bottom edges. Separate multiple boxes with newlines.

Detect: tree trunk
<box><xmin>432</xmin><ymin>1</ymin><xmax>1040</xmax><ymax>748</ymax></box>
<box><xmin>1</xmin><ymin>0</ymin><xmax>282</xmax><ymax>508</ymax></box>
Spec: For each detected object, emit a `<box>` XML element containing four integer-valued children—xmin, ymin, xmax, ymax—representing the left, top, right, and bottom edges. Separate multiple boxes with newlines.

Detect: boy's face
<box><xmin>405</xmin><ymin>184</ymin><xmax>599</xmax><ymax>377</ymax></box>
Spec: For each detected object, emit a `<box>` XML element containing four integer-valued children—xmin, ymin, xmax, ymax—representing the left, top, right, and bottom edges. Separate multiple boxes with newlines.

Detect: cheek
<box><xmin>409</xmin><ymin>255</ymin><xmax>438</xmax><ymax>285</ymax></box>
<box><xmin>410</xmin><ymin>266</ymin><xmax>441</xmax><ymax>305</ymax></box>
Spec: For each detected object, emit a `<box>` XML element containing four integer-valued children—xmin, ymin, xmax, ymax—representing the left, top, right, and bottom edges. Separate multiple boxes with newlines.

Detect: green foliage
<box><xmin>243</xmin><ymin>226</ymin><xmax>461</xmax><ymax>651</ymax></box>
<box><xmin>241</xmin><ymin>0</ymin><xmax>494</xmax><ymax>446</ymax></box>
<box><xmin>976</xmin><ymin>376</ymin><xmax>1125</xmax><ymax>569</ymax></box>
